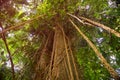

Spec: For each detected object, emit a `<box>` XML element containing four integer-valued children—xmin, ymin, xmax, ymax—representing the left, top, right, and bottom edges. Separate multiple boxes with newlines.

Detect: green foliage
<box><xmin>76</xmin><ymin>47</ymin><xmax>110</xmax><ymax>80</ymax></box>
<box><xmin>37</xmin><ymin>1</ymin><xmax>52</xmax><ymax>15</ymax></box>
<box><xmin>0</xmin><ymin>66</ymin><xmax>12</xmax><ymax>80</ymax></box>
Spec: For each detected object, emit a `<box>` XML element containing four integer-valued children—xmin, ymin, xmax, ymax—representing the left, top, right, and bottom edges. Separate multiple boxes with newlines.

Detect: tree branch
<box><xmin>68</xmin><ymin>13</ymin><xmax>120</xmax><ymax>37</ymax></box>
<box><xmin>0</xmin><ymin>15</ymin><xmax>44</xmax><ymax>35</ymax></box>
<box><xmin>0</xmin><ymin>23</ymin><xmax>15</xmax><ymax>80</ymax></box>
<box><xmin>69</xmin><ymin>19</ymin><xmax>120</xmax><ymax>79</ymax></box>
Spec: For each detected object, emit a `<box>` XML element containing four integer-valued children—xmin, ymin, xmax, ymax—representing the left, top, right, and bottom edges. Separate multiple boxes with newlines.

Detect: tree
<box><xmin>0</xmin><ymin>0</ymin><xmax>120</xmax><ymax>80</ymax></box>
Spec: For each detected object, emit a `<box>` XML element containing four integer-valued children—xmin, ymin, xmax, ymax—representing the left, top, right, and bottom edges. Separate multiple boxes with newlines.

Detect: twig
<box><xmin>69</xmin><ymin>19</ymin><xmax>119</xmax><ymax>79</ymax></box>
<box><xmin>67</xmin><ymin>13</ymin><xmax>85</xmax><ymax>24</ymax></box>
<box><xmin>0</xmin><ymin>23</ymin><xmax>15</xmax><ymax>80</ymax></box>
<box><xmin>67</xmin><ymin>13</ymin><xmax>94</xmax><ymax>27</ymax></box>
